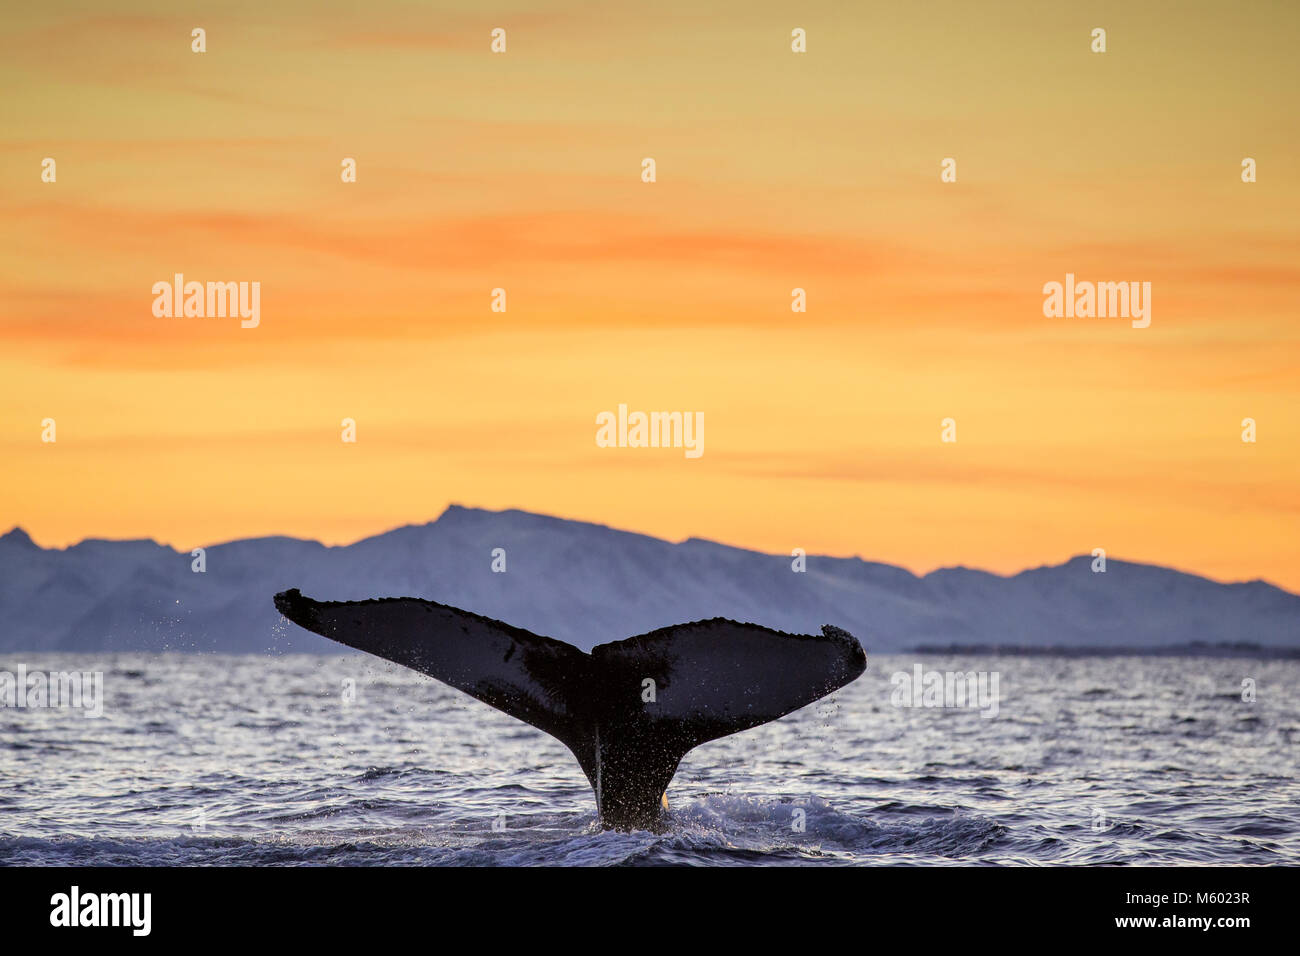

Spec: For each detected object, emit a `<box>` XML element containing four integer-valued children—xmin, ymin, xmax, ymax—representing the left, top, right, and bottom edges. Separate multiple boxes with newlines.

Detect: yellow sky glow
<box><xmin>2</xmin><ymin>1</ymin><xmax>1298</xmax><ymax>589</ymax></box>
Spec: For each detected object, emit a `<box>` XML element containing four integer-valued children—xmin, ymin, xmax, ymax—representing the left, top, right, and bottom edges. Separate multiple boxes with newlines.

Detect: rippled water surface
<box><xmin>1</xmin><ymin>653</ymin><xmax>1296</xmax><ymax>865</ymax></box>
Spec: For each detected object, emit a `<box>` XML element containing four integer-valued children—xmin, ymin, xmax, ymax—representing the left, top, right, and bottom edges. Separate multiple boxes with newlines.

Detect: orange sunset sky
<box><xmin>2</xmin><ymin>1</ymin><xmax>1298</xmax><ymax>589</ymax></box>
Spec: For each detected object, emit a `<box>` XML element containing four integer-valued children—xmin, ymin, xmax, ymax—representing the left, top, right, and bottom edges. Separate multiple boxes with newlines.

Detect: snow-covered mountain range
<box><xmin>2</xmin><ymin>505</ymin><xmax>1296</xmax><ymax>654</ymax></box>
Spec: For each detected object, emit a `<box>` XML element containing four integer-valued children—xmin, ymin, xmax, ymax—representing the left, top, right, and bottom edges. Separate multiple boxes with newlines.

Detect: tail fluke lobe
<box><xmin>274</xmin><ymin>590</ymin><xmax>867</xmax><ymax>829</ymax></box>
<box><xmin>584</xmin><ymin>618</ymin><xmax>867</xmax><ymax>827</ymax></box>
<box><xmin>591</xmin><ymin>618</ymin><xmax>867</xmax><ymax>750</ymax></box>
<box><xmin>273</xmin><ymin>589</ymin><xmax>592</xmax><ymax>750</ymax></box>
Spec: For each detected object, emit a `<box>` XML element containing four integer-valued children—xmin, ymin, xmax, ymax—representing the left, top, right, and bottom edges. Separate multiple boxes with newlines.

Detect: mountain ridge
<box><xmin>1</xmin><ymin>505</ymin><xmax>1296</xmax><ymax>654</ymax></box>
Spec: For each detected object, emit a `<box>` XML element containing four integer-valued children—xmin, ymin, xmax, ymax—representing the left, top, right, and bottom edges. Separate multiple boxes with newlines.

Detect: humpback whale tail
<box><xmin>274</xmin><ymin>589</ymin><xmax>867</xmax><ymax>830</ymax></box>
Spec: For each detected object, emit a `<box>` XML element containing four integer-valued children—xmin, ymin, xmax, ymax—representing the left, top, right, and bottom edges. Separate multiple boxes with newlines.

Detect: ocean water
<box><xmin>0</xmin><ymin>653</ymin><xmax>1296</xmax><ymax>866</ymax></box>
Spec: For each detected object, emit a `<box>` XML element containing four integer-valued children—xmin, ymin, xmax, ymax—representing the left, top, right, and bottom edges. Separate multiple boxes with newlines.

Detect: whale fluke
<box><xmin>274</xmin><ymin>588</ymin><xmax>867</xmax><ymax>829</ymax></box>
